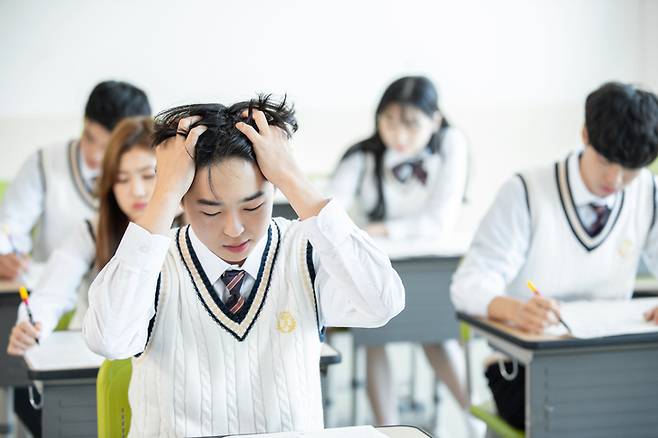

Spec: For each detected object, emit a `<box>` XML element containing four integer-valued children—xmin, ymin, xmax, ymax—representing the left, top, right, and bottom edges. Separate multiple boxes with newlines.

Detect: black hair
<box><xmin>585</xmin><ymin>82</ymin><xmax>658</xmax><ymax>169</ymax></box>
<box><xmin>84</xmin><ymin>81</ymin><xmax>151</xmax><ymax>132</ymax></box>
<box><xmin>339</xmin><ymin>76</ymin><xmax>451</xmax><ymax>221</ymax></box>
<box><xmin>152</xmin><ymin>94</ymin><xmax>297</xmax><ymax>172</ymax></box>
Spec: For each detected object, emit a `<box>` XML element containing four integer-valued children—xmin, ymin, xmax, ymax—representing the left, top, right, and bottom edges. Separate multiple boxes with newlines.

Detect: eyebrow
<box><xmin>118</xmin><ymin>166</ymin><xmax>155</xmax><ymax>174</ymax></box>
<box><xmin>197</xmin><ymin>191</ymin><xmax>265</xmax><ymax>207</ymax></box>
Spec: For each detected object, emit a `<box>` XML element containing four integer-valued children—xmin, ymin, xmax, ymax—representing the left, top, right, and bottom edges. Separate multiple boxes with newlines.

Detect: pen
<box><xmin>19</xmin><ymin>286</ymin><xmax>39</xmax><ymax>345</ymax></box>
<box><xmin>527</xmin><ymin>280</ymin><xmax>572</xmax><ymax>335</ymax></box>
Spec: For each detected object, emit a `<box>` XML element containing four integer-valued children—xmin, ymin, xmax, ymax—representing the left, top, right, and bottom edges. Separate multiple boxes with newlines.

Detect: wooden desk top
<box><xmin>458</xmin><ymin>312</ymin><xmax>658</xmax><ymax>350</ymax></box>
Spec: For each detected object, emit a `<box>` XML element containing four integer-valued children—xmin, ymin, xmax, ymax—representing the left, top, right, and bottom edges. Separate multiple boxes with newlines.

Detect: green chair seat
<box><xmin>54</xmin><ymin>310</ymin><xmax>75</xmax><ymax>331</ymax></box>
<box><xmin>97</xmin><ymin>359</ymin><xmax>133</xmax><ymax>438</ymax></box>
<box><xmin>470</xmin><ymin>400</ymin><xmax>525</xmax><ymax>438</ymax></box>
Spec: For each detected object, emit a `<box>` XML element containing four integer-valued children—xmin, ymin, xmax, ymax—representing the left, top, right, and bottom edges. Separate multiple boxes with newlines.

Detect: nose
<box><xmin>131</xmin><ymin>177</ymin><xmax>146</xmax><ymax>198</ymax></box>
<box><xmin>223</xmin><ymin>211</ymin><xmax>245</xmax><ymax>238</ymax></box>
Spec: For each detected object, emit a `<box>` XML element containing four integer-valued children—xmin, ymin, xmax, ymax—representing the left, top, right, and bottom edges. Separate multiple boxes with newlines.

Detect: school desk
<box><xmin>0</xmin><ymin>280</ymin><xmax>31</xmax><ymax>435</ymax></box>
<box><xmin>199</xmin><ymin>424</ymin><xmax>432</xmax><ymax>437</ymax></box>
<box><xmin>349</xmin><ymin>234</ymin><xmax>471</xmax><ymax>424</ymax></box>
<box><xmin>24</xmin><ymin>331</ymin><xmax>342</xmax><ymax>438</ymax></box>
<box><xmin>458</xmin><ymin>311</ymin><xmax>658</xmax><ymax>438</ymax></box>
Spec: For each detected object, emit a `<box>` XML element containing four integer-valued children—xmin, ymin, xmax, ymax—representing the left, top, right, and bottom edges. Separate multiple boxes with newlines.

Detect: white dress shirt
<box><xmin>84</xmin><ymin>199</ymin><xmax>405</xmax><ymax>358</ymax></box>
<box><xmin>0</xmin><ymin>143</ymin><xmax>99</xmax><ymax>254</ymax></box>
<box><xmin>188</xmin><ymin>227</ymin><xmax>267</xmax><ymax>302</ymax></box>
<box><xmin>17</xmin><ymin>220</ymin><xmax>95</xmax><ymax>336</ymax></box>
<box><xmin>329</xmin><ymin>127</ymin><xmax>468</xmax><ymax>240</ymax></box>
<box><xmin>451</xmin><ymin>152</ymin><xmax>658</xmax><ymax>316</ymax></box>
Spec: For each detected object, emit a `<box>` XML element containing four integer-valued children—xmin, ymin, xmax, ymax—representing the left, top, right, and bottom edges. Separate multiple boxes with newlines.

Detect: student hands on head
<box><xmin>488</xmin><ymin>295</ymin><xmax>561</xmax><ymax>334</ymax></box>
<box><xmin>142</xmin><ymin>96</ymin><xmax>328</xmax><ymax>265</ymax></box>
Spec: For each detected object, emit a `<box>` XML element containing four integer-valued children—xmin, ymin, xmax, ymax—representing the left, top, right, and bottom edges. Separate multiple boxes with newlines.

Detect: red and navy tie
<box><xmin>587</xmin><ymin>203</ymin><xmax>611</xmax><ymax>237</ymax></box>
<box><xmin>221</xmin><ymin>269</ymin><xmax>246</xmax><ymax>314</ymax></box>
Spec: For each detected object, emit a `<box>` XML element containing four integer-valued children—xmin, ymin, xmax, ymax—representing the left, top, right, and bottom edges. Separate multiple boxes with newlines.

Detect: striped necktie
<box><xmin>587</xmin><ymin>203</ymin><xmax>611</xmax><ymax>237</ymax></box>
<box><xmin>220</xmin><ymin>269</ymin><xmax>246</xmax><ymax>314</ymax></box>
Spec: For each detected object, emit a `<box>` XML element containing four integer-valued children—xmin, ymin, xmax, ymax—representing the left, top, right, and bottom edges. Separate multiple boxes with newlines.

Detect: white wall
<box><xmin>0</xmin><ymin>0</ymin><xmax>654</xmax><ymax>226</ymax></box>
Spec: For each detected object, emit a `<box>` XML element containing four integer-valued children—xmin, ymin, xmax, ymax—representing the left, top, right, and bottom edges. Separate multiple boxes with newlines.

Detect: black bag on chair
<box><xmin>485</xmin><ymin>360</ymin><xmax>526</xmax><ymax>430</ymax></box>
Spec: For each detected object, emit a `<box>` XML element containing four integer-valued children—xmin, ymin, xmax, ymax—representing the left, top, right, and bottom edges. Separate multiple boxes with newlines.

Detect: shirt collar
<box><xmin>568</xmin><ymin>152</ymin><xmax>615</xmax><ymax>208</ymax></box>
<box><xmin>77</xmin><ymin>142</ymin><xmax>100</xmax><ymax>187</ymax></box>
<box><xmin>384</xmin><ymin>147</ymin><xmax>431</xmax><ymax>168</ymax></box>
<box><xmin>188</xmin><ymin>226</ymin><xmax>268</xmax><ymax>285</ymax></box>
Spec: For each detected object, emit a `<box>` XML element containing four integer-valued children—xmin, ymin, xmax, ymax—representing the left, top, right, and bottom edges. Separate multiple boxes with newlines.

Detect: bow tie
<box><xmin>391</xmin><ymin>159</ymin><xmax>428</xmax><ymax>185</ymax></box>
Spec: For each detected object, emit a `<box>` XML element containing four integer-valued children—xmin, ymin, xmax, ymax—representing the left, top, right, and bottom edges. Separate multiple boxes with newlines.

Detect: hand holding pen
<box><xmin>0</xmin><ymin>226</ymin><xmax>30</xmax><ymax>281</ymax></box>
<box><xmin>526</xmin><ymin>281</ymin><xmax>573</xmax><ymax>335</ymax></box>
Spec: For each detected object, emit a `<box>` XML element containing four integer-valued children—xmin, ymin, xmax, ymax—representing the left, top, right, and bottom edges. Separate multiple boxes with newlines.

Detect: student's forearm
<box><xmin>278</xmin><ymin>170</ymin><xmax>329</xmax><ymax>221</ymax></box>
<box><xmin>83</xmin><ymin>224</ymin><xmax>169</xmax><ymax>359</ymax></box>
<box><xmin>487</xmin><ymin>296</ymin><xmax>522</xmax><ymax>322</ymax></box>
<box><xmin>136</xmin><ymin>190</ymin><xmax>181</xmax><ymax>236</ymax></box>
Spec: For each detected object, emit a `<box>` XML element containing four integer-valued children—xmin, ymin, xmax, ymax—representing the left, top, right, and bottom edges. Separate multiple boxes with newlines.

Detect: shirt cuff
<box><xmin>115</xmin><ymin>222</ymin><xmax>172</xmax><ymax>272</ymax></box>
<box><xmin>301</xmin><ymin>199</ymin><xmax>355</xmax><ymax>253</ymax></box>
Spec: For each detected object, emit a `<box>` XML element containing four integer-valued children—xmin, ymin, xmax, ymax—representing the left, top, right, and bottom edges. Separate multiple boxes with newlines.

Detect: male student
<box><xmin>0</xmin><ymin>80</ymin><xmax>151</xmax><ymax>279</ymax></box>
<box><xmin>451</xmin><ymin>81</ymin><xmax>658</xmax><ymax>429</ymax></box>
<box><xmin>83</xmin><ymin>97</ymin><xmax>405</xmax><ymax>436</ymax></box>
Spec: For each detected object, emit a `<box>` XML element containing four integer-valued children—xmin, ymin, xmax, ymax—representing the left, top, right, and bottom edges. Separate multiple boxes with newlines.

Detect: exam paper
<box><xmin>544</xmin><ymin>297</ymin><xmax>658</xmax><ymax>339</ymax></box>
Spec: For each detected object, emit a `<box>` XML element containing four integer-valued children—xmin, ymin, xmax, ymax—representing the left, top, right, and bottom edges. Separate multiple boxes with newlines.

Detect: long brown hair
<box><xmin>95</xmin><ymin>116</ymin><xmax>154</xmax><ymax>270</ymax></box>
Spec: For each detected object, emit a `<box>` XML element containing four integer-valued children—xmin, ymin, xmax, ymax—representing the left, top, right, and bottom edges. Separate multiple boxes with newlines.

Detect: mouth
<box><xmin>223</xmin><ymin>240</ymin><xmax>250</xmax><ymax>254</ymax></box>
<box><xmin>132</xmin><ymin>202</ymin><xmax>148</xmax><ymax>210</ymax></box>
<box><xmin>600</xmin><ymin>186</ymin><xmax>616</xmax><ymax>196</ymax></box>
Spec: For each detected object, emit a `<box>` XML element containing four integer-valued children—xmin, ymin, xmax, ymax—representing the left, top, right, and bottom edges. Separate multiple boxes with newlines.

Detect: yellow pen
<box><xmin>19</xmin><ymin>286</ymin><xmax>39</xmax><ymax>344</ymax></box>
<box><xmin>527</xmin><ymin>280</ymin><xmax>572</xmax><ymax>334</ymax></box>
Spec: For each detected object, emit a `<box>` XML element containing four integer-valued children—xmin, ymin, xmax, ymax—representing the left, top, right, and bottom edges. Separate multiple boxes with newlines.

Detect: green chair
<box><xmin>0</xmin><ymin>180</ymin><xmax>7</xmax><ymax>202</ymax></box>
<box><xmin>54</xmin><ymin>310</ymin><xmax>75</xmax><ymax>331</ymax></box>
<box><xmin>97</xmin><ymin>359</ymin><xmax>133</xmax><ymax>438</ymax></box>
<box><xmin>460</xmin><ymin>322</ymin><xmax>525</xmax><ymax>438</ymax></box>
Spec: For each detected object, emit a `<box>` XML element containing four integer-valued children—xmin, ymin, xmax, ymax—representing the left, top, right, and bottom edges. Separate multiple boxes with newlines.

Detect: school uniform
<box><xmin>16</xmin><ymin>218</ymin><xmax>96</xmax><ymax>336</ymax></box>
<box><xmin>329</xmin><ymin>127</ymin><xmax>468</xmax><ymax>239</ymax></box>
<box><xmin>0</xmin><ymin>140</ymin><xmax>98</xmax><ymax>261</ymax></box>
<box><xmin>450</xmin><ymin>151</ymin><xmax>658</xmax><ymax>428</ymax></box>
<box><xmin>83</xmin><ymin>200</ymin><xmax>405</xmax><ymax>437</ymax></box>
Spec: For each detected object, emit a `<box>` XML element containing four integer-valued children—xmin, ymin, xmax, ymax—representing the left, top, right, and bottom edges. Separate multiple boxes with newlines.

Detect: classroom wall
<box><xmin>0</xmin><ymin>0</ymin><xmax>655</xmax><ymax>231</ymax></box>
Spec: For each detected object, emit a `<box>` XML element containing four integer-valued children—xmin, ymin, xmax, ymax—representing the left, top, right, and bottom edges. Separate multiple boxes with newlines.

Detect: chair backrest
<box><xmin>97</xmin><ymin>359</ymin><xmax>132</xmax><ymax>438</ymax></box>
<box><xmin>54</xmin><ymin>310</ymin><xmax>75</xmax><ymax>331</ymax></box>
<box><xmin>0</xmin><ymin>180</ymin><xmax>7</xmax><ymax>202</ymax></box>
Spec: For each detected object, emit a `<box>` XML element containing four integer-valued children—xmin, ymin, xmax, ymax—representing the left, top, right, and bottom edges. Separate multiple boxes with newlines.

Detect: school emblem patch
<box><xmin>618</xmin><ymin>239</ymin><xmax>633</xmax><ymax>258</ymax></box>
<box><xmin>276</xmin><ymin>311</ymin><xmax>297</xmax><ymax>334</ymax></box>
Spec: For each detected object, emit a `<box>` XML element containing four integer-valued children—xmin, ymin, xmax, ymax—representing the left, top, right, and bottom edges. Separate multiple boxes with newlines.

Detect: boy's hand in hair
<box><xmin>236</xmin><ymin>110</ymin><xmax>329</xmax><ymax>220</ymax></box>
<box><xmin>155</xmin><ymin>116</ymin><xmax>206</xmax><ymax>199</ymax></box>
<box><xmin>138</xmin><ymin>116</ymin><xmax>206</xmax><ymax>236</ymax></box>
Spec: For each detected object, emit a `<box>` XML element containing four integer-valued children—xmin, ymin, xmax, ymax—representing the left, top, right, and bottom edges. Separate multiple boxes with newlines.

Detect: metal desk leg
<box><xmin>0</xmin><ymin>387</ymin><xmax>13</xmax><ymax>436</ymax></box>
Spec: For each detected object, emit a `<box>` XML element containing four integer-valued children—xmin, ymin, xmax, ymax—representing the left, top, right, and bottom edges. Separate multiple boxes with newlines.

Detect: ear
<box><xmin>433</xmin><ymin>112</ymin><xmax>442</xmax><ymax>133</ymax></box>
<box><xmin>581</xmin><ymin>125</ymin><xmax>590</xmax><ymax>146</ymax></box>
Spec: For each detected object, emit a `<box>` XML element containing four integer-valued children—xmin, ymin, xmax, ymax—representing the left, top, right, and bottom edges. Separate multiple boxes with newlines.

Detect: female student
<box><xmin>329</xmin><ymin>76</ymin><xmax>471</xmax><ymax>427</ymax></box>
<box><xmin>7</xmin><ymin>116</ymin><xmax>157</xmax><ymax>355</ymax></box>
<box><xmin>83</xmin><ymin>96</ymin><xmax>405</xmax><ymax>436</ymax></box>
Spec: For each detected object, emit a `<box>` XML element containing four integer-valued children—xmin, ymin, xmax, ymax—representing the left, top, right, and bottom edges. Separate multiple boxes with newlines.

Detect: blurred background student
<box><xmin>329</xmin><ymin>76</ymin><xmax>473</xmax><ymax>430</ymax></box>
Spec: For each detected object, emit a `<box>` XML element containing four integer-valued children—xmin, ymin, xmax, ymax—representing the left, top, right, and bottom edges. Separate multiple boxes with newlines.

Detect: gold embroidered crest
<box><xmin>276</xmin><ymin>311</ymin><xmax>296</xmax><ymax>333</ymax></box>
<box><xmin>618</xmin><ymin>239</ymin><xmax>633</xmax><ymax>258</ymax></box>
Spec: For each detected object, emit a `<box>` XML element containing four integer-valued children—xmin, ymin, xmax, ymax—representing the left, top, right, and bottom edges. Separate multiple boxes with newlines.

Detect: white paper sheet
<box><xmin>544</xmin><ymin>297</ymin><xmax>658</xmax><ymax>339</ymax></box>
<box><xmin>226</xmin><ymin>425</ymin><xmax>388</xmax><ymax>438</ymax></box>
